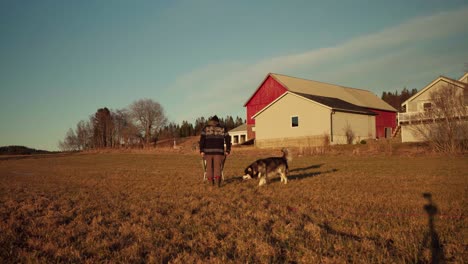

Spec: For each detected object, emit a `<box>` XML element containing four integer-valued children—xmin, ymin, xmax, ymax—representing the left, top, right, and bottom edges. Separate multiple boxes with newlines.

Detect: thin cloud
<box><xmin>169</xmin><ymin>7</ymin><xmax>468</xmax><ymax>123</ymax></box>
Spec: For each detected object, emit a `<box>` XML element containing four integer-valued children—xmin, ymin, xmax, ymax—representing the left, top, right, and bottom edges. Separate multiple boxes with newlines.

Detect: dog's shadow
<box><xmin>224</xmin><ymin>164</ymin><xmax>336</xmax><ymax>184</ymax></box>
<box><xmin>290</xmin><ymin>163</ymin><xmax>325</xmax><ymax>173</ymax></box>
<box><xmin>270</xmin><ymin>168</ymin><xmax>338</xmax><ymax>183</ymax></box>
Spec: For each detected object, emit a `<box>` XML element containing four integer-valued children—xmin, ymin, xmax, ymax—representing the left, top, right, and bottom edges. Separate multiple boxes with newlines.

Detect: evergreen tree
<box><xmin>179</xmin><ymin>120</ymin><xmax>194</xmax><ymax>137</ymax></box>
<box><xmin>92</xmin><ymin>107</ymin><xmax>114</xmax><ymax>148</ymax></box>
<box><xmin>381</xmin><ymin>87</ymin><xmax>419</xmax><ymax>112</ymax></box>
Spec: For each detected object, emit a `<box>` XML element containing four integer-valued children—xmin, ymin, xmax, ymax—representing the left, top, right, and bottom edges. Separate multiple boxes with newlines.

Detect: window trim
<box><xmin>291</xmin><ymin>115</ymin><xmax>299</xmax><ymax>128</ymax></box>
<box><xmin>423</xmin><ymin>102</ymin><xmax>432</xmax><ymax>111</ymax></box>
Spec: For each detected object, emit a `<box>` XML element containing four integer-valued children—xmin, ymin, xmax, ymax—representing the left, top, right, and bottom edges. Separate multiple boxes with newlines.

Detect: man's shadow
<box><xmin>418</xmin><ymin>193</ymin><xmax>445</xmax><ymax>264</ymax></box>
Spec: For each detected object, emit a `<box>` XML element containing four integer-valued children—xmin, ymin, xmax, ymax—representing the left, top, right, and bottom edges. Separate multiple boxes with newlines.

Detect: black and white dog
<box><xmin>243</xmin><ymin>148</ymin><xmax>292</xmax><ymax>186</ymax></box>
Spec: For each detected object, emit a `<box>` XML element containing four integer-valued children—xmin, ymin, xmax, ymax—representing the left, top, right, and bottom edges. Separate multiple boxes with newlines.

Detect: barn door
<box><xmin>385</xmin><ymin>127</ymin><xmax>392</xmax><ymax>138</ymax></box>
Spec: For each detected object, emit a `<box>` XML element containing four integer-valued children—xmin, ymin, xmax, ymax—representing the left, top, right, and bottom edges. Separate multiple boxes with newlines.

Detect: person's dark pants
<box><xmin>205</xmin><ymin>154</ymin><xmax>223</xmax><ymax>185</ymax></box>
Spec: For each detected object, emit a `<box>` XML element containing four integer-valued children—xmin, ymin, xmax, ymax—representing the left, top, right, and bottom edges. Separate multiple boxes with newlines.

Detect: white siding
<box><xmin>400</xmin><ymin>77</ymin><xmax>467</xmax><ymax>143</ymax></box>
<box><xmin>332</xmin><ymin>112</ymin><xmax>375</xmax><ymax>144</ymax></box>
<box><xmin>255</xmin><ymin>93</ymin><xmax>330</xmax><ymax>141</ymax></box>
<box><xmin>254</xmin><ymin>93</ymin><xmax>376</xmax><ymax>147</ymax></box>
<box><xmin>406</xmin><ymin>80</ymin><xmax>464</xmax><ymax>112</ymax></box>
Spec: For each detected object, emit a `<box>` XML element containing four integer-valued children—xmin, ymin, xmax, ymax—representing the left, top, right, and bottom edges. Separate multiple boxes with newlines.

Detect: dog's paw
<box><xmin>243</xmin><ymin>175</ymin><xmax>252</xmax><ymax>180</ymax></box>
<box><xmin>258</xmin><ymin>178</ymin><xmax>267</xmax><ymax>186</ymax></box>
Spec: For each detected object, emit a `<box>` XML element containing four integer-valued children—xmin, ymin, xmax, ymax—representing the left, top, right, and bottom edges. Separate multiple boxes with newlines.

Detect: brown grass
<box><xmin>0</xmin><ymin>147</ymin><xmax>466</xmax><ymax>263</ymax></box>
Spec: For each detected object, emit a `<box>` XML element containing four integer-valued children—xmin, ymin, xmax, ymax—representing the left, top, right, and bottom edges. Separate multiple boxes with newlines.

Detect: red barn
<box><xmin>244</xmin><ymin>73</ymin><xmax>397</xmax><ymax>140</ymax></box>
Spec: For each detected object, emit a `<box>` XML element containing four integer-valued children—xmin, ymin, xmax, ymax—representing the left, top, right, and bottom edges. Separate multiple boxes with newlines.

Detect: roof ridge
<box><xmin>401</xmin><ymin>75</ymin><xmax>467</xmax><ymax>106</ymax></box>
<box><xmin>289</xmin><ymin>91</ymin><xmax>377</xmax><ymax>115</ymax></box>
<box><xmin>268</xmin><ymin>72</ymin><xmax>396</xmax><ymax>112</ymax></box>
<box><xmin>438</xmin><ymin>75</ymin><xmax>467</xmax><ymax>87</ymax></box>
<box><xmin>271</xmin><ymin>73</ymin><xmax>375</xmax><ymax>93</ymax></box>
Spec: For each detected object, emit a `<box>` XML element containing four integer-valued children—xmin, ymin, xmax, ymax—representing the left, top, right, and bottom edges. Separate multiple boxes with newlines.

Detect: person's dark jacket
<box><xmin>199</xmin><ymin>120</ymin><xmax>231</xmax><ymax>155</ymax></box>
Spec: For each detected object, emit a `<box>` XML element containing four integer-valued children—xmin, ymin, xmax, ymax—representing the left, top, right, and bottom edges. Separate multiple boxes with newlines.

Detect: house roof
<box><xmin>252</xmin><ymin>91</ymin><xmax>377</xmax><ymax>119</ymax></box>
<box><xmin>229</xmin><ymin>123</ymin><xmax>247</xmax><ymax>133</ymax></box>
<box><xmin>458</xmin><ymin>72</ymin><xmax>468</xmax><ymax>83</ymax></box>
<box><xmin>401</xmin><ymin>75</ymin><xmax>467</xmax><ymax>107</ymax></box>
<box><xmin>245</xmin><ymin>73</ymin><xmax>396</xmax><ymax>112</ymax></box>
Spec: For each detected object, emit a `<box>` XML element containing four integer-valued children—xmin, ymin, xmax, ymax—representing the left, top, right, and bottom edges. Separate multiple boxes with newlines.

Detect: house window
<box><xmin>233</xmin><ymin>135</ymin><xmax>239</xmax><ymax>144</ymax></box>
<box><xmin>240</xmin><ymin>135</ymin><xmax>246</xmax><ymax>143</ymax></box>
<box><xmin>423</xmin><ymin>102</ymin><xmax>432</xmax><ymax>111</ymax></box>
<box><xmin>291</xmin><ymin>116</ymin><xmax>299</xmax><ymax>127</ymax></box>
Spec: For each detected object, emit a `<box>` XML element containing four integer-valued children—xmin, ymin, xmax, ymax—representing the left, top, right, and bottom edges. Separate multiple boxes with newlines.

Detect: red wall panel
<box><xmin>370</xmin><ymin>109</ymin><xmax>397</xmax><ymax>138</ymax></box>
<box><xmin>245</xmin><ymin>76</ymin><xmax>287</xmax><ymax>125</ymax></box>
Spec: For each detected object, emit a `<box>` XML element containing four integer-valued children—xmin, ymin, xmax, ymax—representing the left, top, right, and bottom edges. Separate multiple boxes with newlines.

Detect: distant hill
<box><xmin>0</xmin><ymin>146</ymin><xmax>52</xmax><ymax>155</ymax></box>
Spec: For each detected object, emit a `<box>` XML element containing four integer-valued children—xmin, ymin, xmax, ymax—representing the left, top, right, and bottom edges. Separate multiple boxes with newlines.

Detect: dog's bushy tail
<box><xmin>281</xmin><ymin>148</ymin><xmax>292</xmax><ymax>162</ymax></box>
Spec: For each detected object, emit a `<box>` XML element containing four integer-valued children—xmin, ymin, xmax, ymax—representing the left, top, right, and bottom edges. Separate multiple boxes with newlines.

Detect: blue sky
<box><xmin>1</xmin><ymin>0</ymin><xmax>467</xmax><ymax>151</ymax></box>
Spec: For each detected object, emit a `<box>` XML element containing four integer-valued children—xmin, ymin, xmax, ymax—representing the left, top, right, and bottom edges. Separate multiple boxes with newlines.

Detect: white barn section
<box><xmin>253</xmin><ymin>92</ymin><xmax>376</xmax><ymax>148</ymax></box>
<box><xmin>229</xmin><ymin>124</ymin><xmax>248</xmax><ymax>145</ymax></box>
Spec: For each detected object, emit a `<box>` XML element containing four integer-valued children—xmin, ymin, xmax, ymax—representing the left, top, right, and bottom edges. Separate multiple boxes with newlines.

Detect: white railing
<box><xmin>398</xmin><ymin>112</ymin><xmax>422</xmax><ymax>123</ymax></box>
<box><xmin>398</xmin><ymin>107</ymin><xmax>468</xmax><ymax>124</ymax></box>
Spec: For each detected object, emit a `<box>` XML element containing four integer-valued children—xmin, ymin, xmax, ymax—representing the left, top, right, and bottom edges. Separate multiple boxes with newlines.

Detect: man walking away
<box><xmin>199</xmin><ymin>115</ymin><xmax>231</xmax><ymax>187</ymax></box>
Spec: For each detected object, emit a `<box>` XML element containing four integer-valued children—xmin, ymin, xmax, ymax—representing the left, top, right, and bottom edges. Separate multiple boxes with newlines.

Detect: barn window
<box><xmin>291</xmin><ymin>116</ymin><xmax>299</xmax><ymax>127</ymax></box>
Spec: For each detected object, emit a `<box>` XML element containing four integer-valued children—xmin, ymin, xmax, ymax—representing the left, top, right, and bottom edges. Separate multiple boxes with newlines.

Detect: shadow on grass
<box><xmin>300</xmin><ymin>213</ymin><xmax>400</xmax><ymax>259</ymax></box>
<box><xmin>269</xmin><ymin>168</ymin><xmax>338</xmax><ymax>183</ymax></box>
<box><xmin>223</xmin><ymin>165</ymin><xmax>335</xmax><ymax>185</ymax></box>
<box><xmin>320</xmin><ymin>222</ymin><xmax>398</xmax><ymax>258</ymax></box>
<box><xmin>289</xmin><ymin>163</ymin><xmax>325</xmax><ymax>173</ymax></box>
<box><xmin>417</xmin><ymin>192</ymin><xmax>446</xmax><ymax>264</ymax></box>
<box><xmin>223</xmin><ymin>175</ymin><xmax>245</xmax><ymax>184</ymax></box>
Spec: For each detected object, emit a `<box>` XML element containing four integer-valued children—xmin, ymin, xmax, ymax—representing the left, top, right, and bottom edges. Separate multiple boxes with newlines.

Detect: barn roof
<box><xmin>292</xmin><ymin>92</ymin><xmax>377</xmax><ymax>115</ymax></box>
<box><xmin>269</xmin><ymin>73</ymin><xmax>396</xmax><ymax>112</ymax></box>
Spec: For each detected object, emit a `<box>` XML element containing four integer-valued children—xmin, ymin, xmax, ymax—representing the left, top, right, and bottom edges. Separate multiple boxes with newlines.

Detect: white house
<box><xmin>398</xmin><ymin>73</ymin><xmax>468</xmax><ymax>142</ymax></box>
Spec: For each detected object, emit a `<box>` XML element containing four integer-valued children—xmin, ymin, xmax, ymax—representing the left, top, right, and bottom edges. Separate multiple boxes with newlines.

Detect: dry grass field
<box><xmin>0</xmin><ymin>147</ymin><xmax>466</xmax><ymax>263</ymax></box>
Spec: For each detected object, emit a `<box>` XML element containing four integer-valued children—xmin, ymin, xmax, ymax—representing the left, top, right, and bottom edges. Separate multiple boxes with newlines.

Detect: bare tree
<box><xmin>58</xmin><ymin>128</ymin><xmax>78</xmax><ymax>151</ymax></box>
<box><xmin>112</xmin><ymin>108</ymin><xmax>141</xmax><ymax>148</ymax></box>
<box><xmin>76</xmin><ymin>120</ymin><xmax>92</xmax><ymax>150</ymax></box>
<box><xmin>129</xmin><ymin>99</ymin><xmax>168</xmax><ymax>146</ymax></box>
<box><xmin>410</xmin><ymin>84</ymin><xmax>468</xmax><ymax>153</ymax></box>
<box><xmin>112</xmin><ymin>108</ymin><xmax>128</xmax><ymax>147</ymax></box>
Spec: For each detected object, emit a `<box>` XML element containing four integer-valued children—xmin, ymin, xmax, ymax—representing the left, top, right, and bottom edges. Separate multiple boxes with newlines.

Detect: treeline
<box><xmin>59</xmin><ymin>98</ymin><xmax>245</xmax><ymax>151</ymax></box>
<box><xmin>159</xmin><ymin>116</ymin><xmax>244</xmax><ymax>139</ymax></box>
<box><xmin>381</xmin><ymin>87</ymin><xmax>418</xmax><ymax>112</ymax></box>
<box><xmin>0</xmin><ymin>146</ymin><xmax>52</xmax><ymax>155</ymax></box>
<box><xmin>60</xmin><ymin>86</ymin><xmax>414</xmax><ymax>151</ymax></box>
